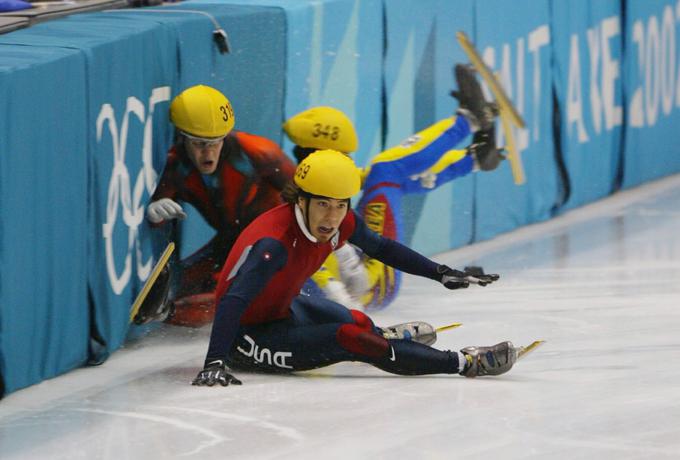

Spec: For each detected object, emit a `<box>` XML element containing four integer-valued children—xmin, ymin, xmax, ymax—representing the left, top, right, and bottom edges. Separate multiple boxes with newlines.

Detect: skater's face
<box><xmin>299</xmin><ymin>196</ymin><xmax>349</xmax><ymax>242</ymax></box>
<box><xmin>185</xmin><ymin>137</ymin><xmax>224</xmax><ymax>174</ymax></box>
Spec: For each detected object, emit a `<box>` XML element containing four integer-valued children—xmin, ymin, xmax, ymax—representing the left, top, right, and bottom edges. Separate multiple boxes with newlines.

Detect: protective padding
<box><xmin>336</xmin><ymin>310</ymin><xmax>388</xmax><ymax>357</ymax></box>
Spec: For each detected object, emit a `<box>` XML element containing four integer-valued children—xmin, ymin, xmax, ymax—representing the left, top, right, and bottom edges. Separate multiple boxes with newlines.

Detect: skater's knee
<box><xmin>350</xmin><ymin>309</ymin><xmax>374</xmax><ymax>331</ymax></box>
<box><xmin>336</xmin><ymin>323</ymin><xmax>388</xmax><ymax>358</ymax></box>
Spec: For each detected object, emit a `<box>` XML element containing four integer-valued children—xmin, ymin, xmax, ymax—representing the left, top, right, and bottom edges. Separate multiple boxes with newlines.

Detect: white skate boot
<box><xmin>460</xmin><ymin>341</ymin><xmax>517</xmax><ymax>377</ymax></box>
<box><xmin>380</xmin><ymin>322</ymin><xmax>437</xmax><ymax>346</ymax></box>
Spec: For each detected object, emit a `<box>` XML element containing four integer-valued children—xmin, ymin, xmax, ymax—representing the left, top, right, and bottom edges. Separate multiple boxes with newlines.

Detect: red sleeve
<box><xmin>150</xmin><ymin>147</ymin><xmax>182</xmax><ymax>202</ymax></box>
<box><xmin>148</xmin><ymin>147</ymin><xmax>183</xmax><ymax>227</ymax></box>
<box><xmin>235</xmin><ymin>132</ymin><xmax>296</xmax><ymax>190</ymax></box>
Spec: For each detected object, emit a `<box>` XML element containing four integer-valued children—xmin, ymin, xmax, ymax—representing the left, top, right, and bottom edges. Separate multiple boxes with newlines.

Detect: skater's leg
<box><xmin>401</xmin><ymin>150</ymin><xmax>473</xmax><ymax>194</ymax></box>
<box><xmin>228</xmin><ymin>300</ymin><xmax>461</xmax><ymax>375</ymax></box>
<box><xmin>363</xmin><ymin>116</ymin><xmax>472</xmax><ymax>193</ymax></box>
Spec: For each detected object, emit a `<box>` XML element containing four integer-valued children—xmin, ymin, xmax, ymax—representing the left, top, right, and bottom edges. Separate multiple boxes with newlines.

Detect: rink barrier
<box><xmin>1</xmin><ymin>0</ymin><xmax>680</xmax><ymax>396</ymax></box>
<box><xmin>383</xmin><ymin>0</ymin><xmax>476</xmax><ymax>252</ymax></box>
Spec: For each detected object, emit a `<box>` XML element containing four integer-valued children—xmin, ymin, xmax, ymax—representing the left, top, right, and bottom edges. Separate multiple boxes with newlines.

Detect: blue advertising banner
<box><xmin>0</xmin><ymin>43</ymin><xmax>89</xmax><ymax>393</ymax></box>
<box><xmin>622</xmin><ymin>0</ymin><xmax>680</xmax><ymax>187</ymax></box>
<box><xmin>472</xmin><ymin>0</ymin><xmax>557</xmax><ymax>242</ymax></box>
<box><xmin>70</xmin><ymin>14</ymin><xmax>178</xmax><ymax>353</ymax></box>
<box><xmin>5</xmin><ymin>13</ymin><xmax>180</xmax><ymax>353</ymax></box>
<box><xmin>106</xmin><ymin>3</ymin><xmax>288</xmax><ymax>261</ymax></box>
<box><xmin>551</xmin><ymin>0</ymin><xmax>624</xmax><ymax>211</ymax></box>
<box><xmin>110</xmin><ymin>3</ymin><xmax>288</xmax><ymax>143</ymax></box>
<box><xmin>285</xmin><ymin>0</ymin><xmax>383</xmax><ymax>168</ymax></box>
<box><xmin>217</xmin><ymin>0</ymin><xmax>383</xmax><ymax>168</ymax></box>
<box><xmin>383</xmin><ymin>0</ymin><xmax>475</xmax><ymax>255</ymax></box>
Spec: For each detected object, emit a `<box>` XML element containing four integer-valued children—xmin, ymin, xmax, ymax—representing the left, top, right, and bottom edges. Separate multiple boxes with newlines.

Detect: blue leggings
<box><xmin>227</xmin><ymin>295</ymin><xmax>460</xmax><ymax>376</ymax></box>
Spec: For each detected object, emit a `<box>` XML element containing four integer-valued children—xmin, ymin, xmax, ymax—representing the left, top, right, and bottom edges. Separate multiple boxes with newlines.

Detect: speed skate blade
<box><xmin>435</xmin><ymin>322</ymin><xmax>463</xmax><ymax>333</ymax></box>
<box><xmin>517</xmin><ymin>340</ymin><xmax>545</xmax><ymax>360</ymax></box>
<box><xmin>129</xmin><ymin>242</ymin><xmax>175</xmax><ymax>323</ymax></box>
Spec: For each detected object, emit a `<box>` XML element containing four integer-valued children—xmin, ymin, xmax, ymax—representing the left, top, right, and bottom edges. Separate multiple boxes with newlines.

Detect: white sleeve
<box><xmin>322</xmin><ymin>280</ymin><xmax>358</xmax><ymax>309</ymax></box>
<box><xmin>334</xmin><ymin>244</ymin><xmax>369</xmax><ymax>298</ymax></box>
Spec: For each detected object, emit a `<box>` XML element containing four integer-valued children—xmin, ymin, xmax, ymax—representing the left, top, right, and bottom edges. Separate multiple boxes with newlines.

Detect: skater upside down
<box><xmin>193</xmin><ymin>150</ymin><xmax>516</xmax><ymax>387</ymax></box>
<box><xmin>283</xmin><ymin>63</ymin><xmax>505</xmax><ymax>311</ymax></box>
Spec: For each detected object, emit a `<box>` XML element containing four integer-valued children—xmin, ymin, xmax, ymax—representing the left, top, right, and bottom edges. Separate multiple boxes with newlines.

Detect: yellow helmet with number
<box><xmin>283</xmin><ymin>106</ymin><xmax>358</xmax><ymax>153</ymax></box>
<box><xmin>170</xmin><ymin>85</ymin><xmax>235</xmax><ymax>139</ymax></box>
<box><xmin>294</xmin><ymin>149</ymin><xmax>361</xmax><ymax>199</ymax></box>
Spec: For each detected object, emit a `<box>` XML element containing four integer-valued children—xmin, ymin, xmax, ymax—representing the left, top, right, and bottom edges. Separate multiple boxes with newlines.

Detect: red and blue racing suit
<box><xmin>204</xmin><ymin>204</ymin><xmax>461</xmax><ymax>375</ymax></box>
<box><xmin>150</xmin><ymin>131</ymin><xmax>296</xmax><ymax>325</ymax></box>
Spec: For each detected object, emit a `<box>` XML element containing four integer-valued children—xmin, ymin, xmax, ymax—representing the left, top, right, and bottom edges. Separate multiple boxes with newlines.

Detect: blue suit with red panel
<box><xmin>205</xmin><ymin>203</ymin><xmax>461</xmax><ymax>375</ymax></box>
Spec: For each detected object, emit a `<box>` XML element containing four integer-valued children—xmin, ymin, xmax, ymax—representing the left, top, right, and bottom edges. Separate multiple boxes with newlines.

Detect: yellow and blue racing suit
<box><xmin>307</xmin><ymin>115</ymin><xmax>474</xmax><ymax>309</ymax></box>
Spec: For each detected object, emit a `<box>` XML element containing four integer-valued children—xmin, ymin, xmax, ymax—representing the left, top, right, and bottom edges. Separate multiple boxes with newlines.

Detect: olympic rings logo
<box><xmin>96</xmin><ymin>87</ymin><xmax>171</xmax><ymax>294</ymax></box>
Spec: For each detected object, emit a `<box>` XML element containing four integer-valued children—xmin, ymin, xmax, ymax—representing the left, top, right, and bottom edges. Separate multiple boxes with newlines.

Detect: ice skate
<box><xmin>381</xmin><ymin>321</ymin><xmax>437</xmax><ymax>346</ymax></box>
<box><xmin>132</xmin><ymin>265</ymin><xmax>174</xmax><ymax>325</ymax></box>
<box><xmin>456</xmin><ymin>31</ymin><xmax>527</xmax><ymax>185</ymax></box>
<box><xmin>467</xmin><ymin>128</ymin><xmax>505</xmax><ymax>171</ymax></box>
<box><xmin>129</xmin><ymin>242</ymin><xmax>175</xmax><ymax>324</ymax></box>
<box><xmin>451</xmin><ymin>64</ymin><xmax>497</xmax><ymax>132</ymax></box>
<box><xmin>459</xmin><ymin>341</ymin><xmax>517</xmax><ymax>377</ymax></box>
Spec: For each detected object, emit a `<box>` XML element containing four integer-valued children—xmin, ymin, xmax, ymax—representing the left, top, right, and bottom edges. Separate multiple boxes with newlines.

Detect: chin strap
<box><xmin>293</xmin><ymin>203</ymin><xmax>341</xmax><ymax>247</ymax></box>
<box><xmin>294</xmin><ymin>204</ymin><xmax>318</xmax><ymax>243</ymax></box>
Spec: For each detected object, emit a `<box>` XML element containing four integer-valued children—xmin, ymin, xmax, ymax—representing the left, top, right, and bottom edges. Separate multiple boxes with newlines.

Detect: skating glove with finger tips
<box><xmin>463</xmin><ymin>266</ymin><xmax>500</xmax><ymax>286</ymax></box>
<box><xmin>146</xmin><ymin>198</ymin><xmax>187</xmax><ymax>224</ymax></box>
<box><xmin>437</xmin><ymin>265</ymin><xmax>469</xmax><ymax>290</ymax></box>
<box><xmin>437</xmin><ymin>265</ymin><xmax>500</xmax><ymax>289</ymax></box>
<box><xmin>192</xmin><ymin>359</ymin><xmax>242</xmax><ymax>387</ymax></box>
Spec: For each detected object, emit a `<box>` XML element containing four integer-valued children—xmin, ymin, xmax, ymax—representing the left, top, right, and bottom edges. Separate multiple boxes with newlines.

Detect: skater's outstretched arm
<box><xmin>348</xmin><ymin>212</ymin><xmax>499</xmax><ymax>289</ymax></box>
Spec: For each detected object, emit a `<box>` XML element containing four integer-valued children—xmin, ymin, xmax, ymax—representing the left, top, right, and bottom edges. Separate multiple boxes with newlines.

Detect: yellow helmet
<box><xmin>283</xmin><ymin>106</ymin><xmax>358</xmax><ymax>153</ymax></box>
<box><xmin>294</xmin><ymin>149</ymin><xmax>361</xmax><ymax>199</ymax></box>
<box><xmin>170</xmin><ymin>85</ymin><xmax>235</xmax><ymax>139</ymax></box>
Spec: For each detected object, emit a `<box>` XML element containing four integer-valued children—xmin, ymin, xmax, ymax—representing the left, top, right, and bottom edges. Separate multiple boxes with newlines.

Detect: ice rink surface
<box><xmin>2</xmin><ymin>175</ymin><xmax>680</xmax><ymax>460</ymax></box>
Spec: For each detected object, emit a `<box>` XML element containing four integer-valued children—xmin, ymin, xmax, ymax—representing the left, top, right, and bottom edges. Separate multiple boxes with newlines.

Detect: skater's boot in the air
<box><xmin>466</xmin><ymin>128</ymin><xmax>505</xmax><ymax>171</ymax></box>
<box><xmin>380</xmin><ymin>321</ymin><xmax>437</xmax><ymax>346</ymax></box>
<box><xmin>459</xmin><ymin>341</ymin><xmax>517</xmax><ymax>377</ymax></box>
<box><xmin>451</xmin><ymin>64</ymin><xmax>497</xmax><ymax>132</ymax></box>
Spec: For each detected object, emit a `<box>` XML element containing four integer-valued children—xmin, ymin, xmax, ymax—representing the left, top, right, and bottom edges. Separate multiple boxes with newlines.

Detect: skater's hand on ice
<box><xmin>147</xmin><ymin>198</ymin><xmax>187</xmax><ymax>224</ymax></box>
<box><xmin>437</xmin><ymin>265</ymin><xmax>500</xmax><ymax>289</ymax></box>
<box><xmin>462</xmin><ymin>266</ymin><xmax>500</xmax><ymax>286</ymax></box>
<box><xmin>192</xmin><ymin>359</ymin><xmax>242</xmax><ymax>387</ymax></box>
<box><xmin>437</xmin><ymin>265</ymin><xmax>469</xmax><ymax>289</ymax></box>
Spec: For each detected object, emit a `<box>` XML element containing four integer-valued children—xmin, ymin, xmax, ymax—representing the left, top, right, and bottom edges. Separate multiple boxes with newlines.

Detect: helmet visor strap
<box><xmin>181</xmin><ymin>131</ymin><xmax>226</xmax><ymax>148</ymax></box>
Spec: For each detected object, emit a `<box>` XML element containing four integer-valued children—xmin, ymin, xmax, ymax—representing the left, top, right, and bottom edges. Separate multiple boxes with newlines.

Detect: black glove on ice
<box><xmin>437</xmin><ymin>265</ymin><xmax>500</xmax><ymax>290</ymax></box>
<box><xmin>462</xmin><ymin>265</ymin><xmax>500</xmax><ymax>286</ymax></box>
<box><xmin>192</xmin><ymin>359</ymin><xmax>242</xmax><ymax>387</ymax></box>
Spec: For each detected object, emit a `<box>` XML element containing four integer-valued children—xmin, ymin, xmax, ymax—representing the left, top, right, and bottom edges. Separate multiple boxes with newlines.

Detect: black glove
<box><xmin>463</xmin><ymin>266</ymin><xmax>500</xmax><ymax>286</ymax></box>
<box><xmin>192</xmin><ymin>359</ymin><xmax>242</xmax><ymax>387</ymax></box>
<box><xmin>437</xmin><ymin>265</ymin><xmax>500</xmax><ymax>290</ymax></box>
